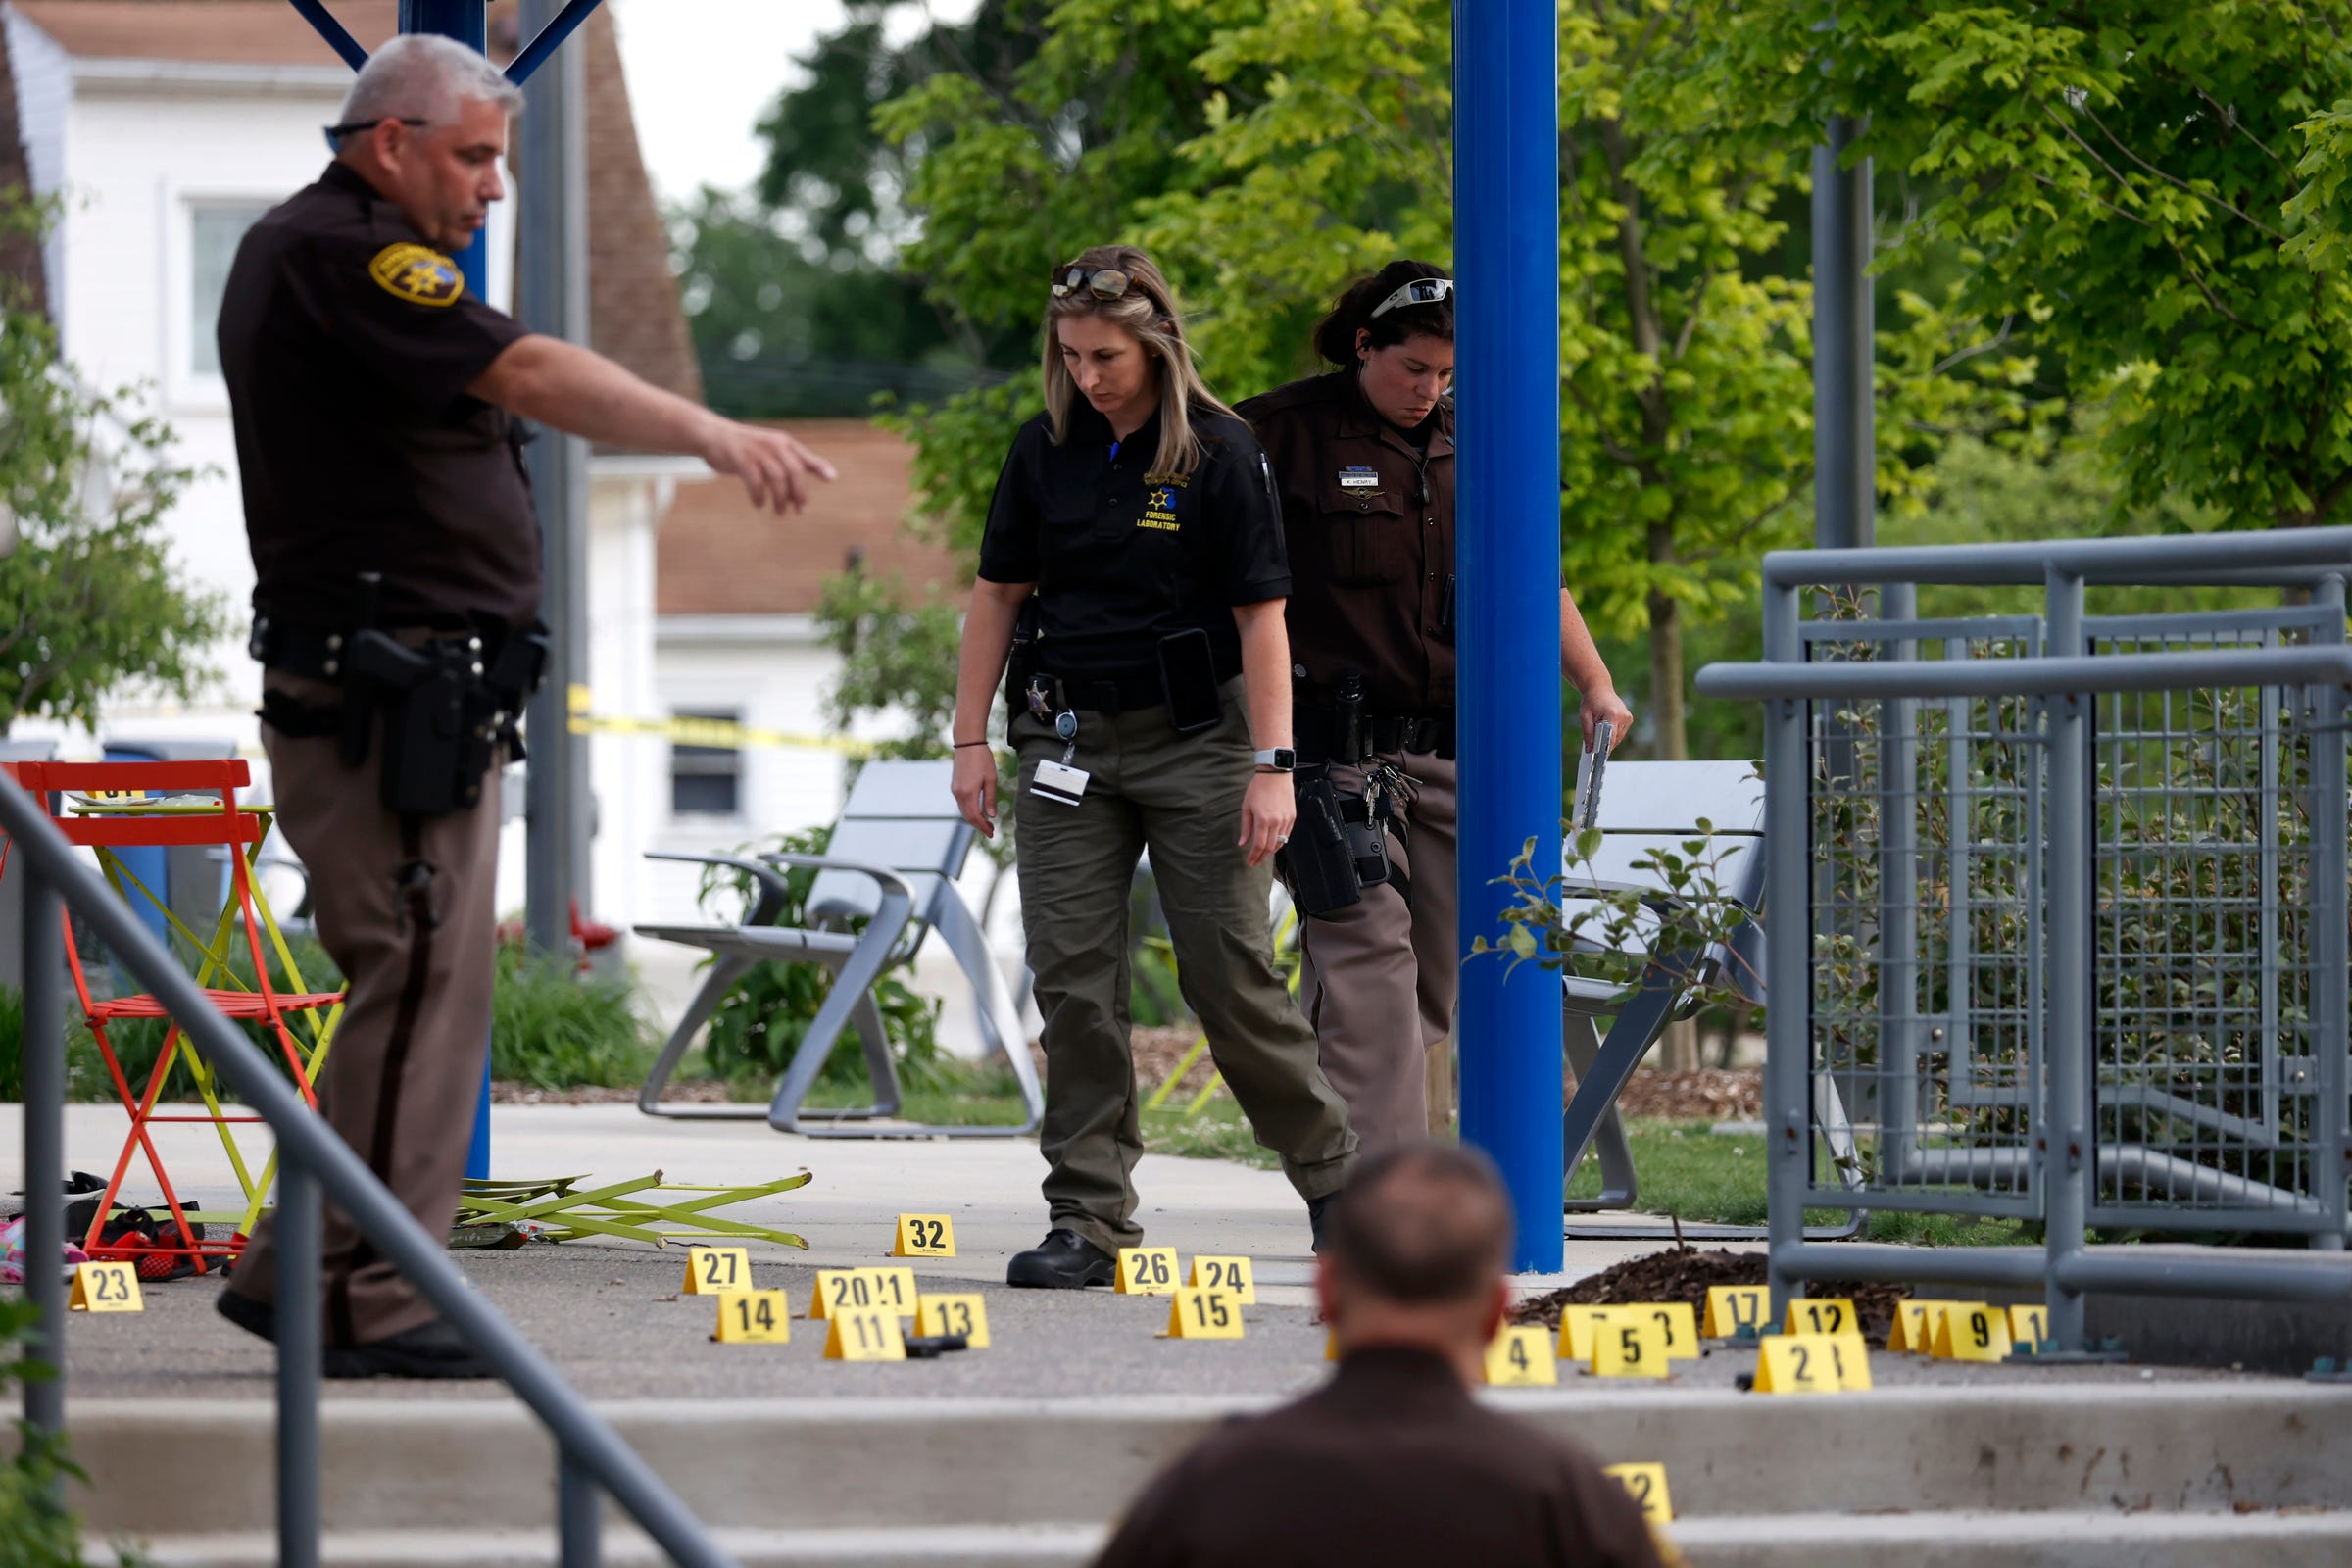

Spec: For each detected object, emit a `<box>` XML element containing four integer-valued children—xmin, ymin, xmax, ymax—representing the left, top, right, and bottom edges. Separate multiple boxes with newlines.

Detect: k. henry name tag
<box><xmin>1032</xmin><ymin>760</ymin><xmax>1090</xmax><ymax>806</ymax></box>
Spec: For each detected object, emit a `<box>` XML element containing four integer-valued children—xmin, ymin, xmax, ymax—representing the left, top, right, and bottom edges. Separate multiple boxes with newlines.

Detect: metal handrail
<box><xmin>3</xmin><ymin>777</ymin><xmax>735</xmax><ymax>1568</ymax></box>
<box><xmin>1758</xmin><ymin>525</ymin><xmax>2352</xmax><ymax>588</ymax></box>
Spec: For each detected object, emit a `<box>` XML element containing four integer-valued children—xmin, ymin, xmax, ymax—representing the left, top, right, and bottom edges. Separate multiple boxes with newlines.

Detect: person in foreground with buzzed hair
<box><xmin>1092</xmin><ymin>1144</ymin><xmax>1666</xmax><ymax>1567</ymax></box>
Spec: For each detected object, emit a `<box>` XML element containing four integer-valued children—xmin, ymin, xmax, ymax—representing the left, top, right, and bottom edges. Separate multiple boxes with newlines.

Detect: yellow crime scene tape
<box><xmin>563</xmin><ymin>685</ymin><xmax>878</xmax><ymax>757</ymax></box>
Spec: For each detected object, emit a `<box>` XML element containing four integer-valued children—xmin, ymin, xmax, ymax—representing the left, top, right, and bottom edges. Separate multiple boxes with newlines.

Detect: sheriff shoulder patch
<box><xmin>368</xmin><ymin>242</ymin><xmax>464</xmax><ymax>307</ymax></box>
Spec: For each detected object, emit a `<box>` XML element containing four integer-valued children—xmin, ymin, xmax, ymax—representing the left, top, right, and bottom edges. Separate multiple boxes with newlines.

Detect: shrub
<box><xmin>489</xmin><ymin>944</ymin><xmax>658</xmax><ymax>1090</ymax></box>
<box><xmin>0</xmin><ymin>1300</ymin><xmax>94</xmax><ymax>1567</ymax></box>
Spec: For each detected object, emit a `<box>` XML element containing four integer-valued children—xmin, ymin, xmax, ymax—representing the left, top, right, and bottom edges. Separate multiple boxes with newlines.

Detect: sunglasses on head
<box><xmin>1370</xmin><ymin>276</ymin><xmax>1454</xmax><ymax>318</ymax></box>
<box><xmin>1053</xmin><ymin>265</ymin><xmax>1136</xmax><ymax>301</ymax></box>
<box><xmin>323</xmin><ymin>116</ymin><xmax>427</xmax><ymax>153</ymax></box>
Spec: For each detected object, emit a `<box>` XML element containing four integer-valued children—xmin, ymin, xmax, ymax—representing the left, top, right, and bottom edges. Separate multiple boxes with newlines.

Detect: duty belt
<box><xmin>1295</xmin><ymin>705</ymin><xmax>1455</xmax><ymax>764</ymax></box>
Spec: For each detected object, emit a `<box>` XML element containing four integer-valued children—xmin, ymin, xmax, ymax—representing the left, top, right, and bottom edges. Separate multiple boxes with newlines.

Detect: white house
<box><xmin>0</xmin><ymin>1</ymin><xmax>976</xmax><ymax>1003</ymax></box>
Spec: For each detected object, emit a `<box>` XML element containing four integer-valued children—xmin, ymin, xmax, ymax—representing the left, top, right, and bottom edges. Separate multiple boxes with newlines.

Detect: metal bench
<box><xmin>633</xmin><ymin>760</ymin><xmax>1044</xmax><ymax>1138</ymax></box>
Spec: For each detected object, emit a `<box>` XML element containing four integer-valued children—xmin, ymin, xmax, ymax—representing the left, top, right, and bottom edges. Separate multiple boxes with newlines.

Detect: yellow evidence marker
<box><xmin>1116</xmin><ymin>1247</ymin><xmax>1181</xmax><ymax>1296</ymax></box>
<box><xmin>915</xmin><ymin>1294</ymin><xmax>991</xmax><ymax>1348</ymax></box>
<box><xmin>1484</xmin><ymin>1325</ymin><xmax>1559</xmax><ymax>1387</ymax></box>
<box><xmin>1163</xmin><ymin>1287</ymin><xmax>1245</xmax><ymax>1340</ymax></box>
<box><xmin>1782</xmin><ymin>1297</ymin><xmax>1857</xmax><ymax>1338</ymax></box>
<box><xmin>823</xmin><ymin>1305</ymin><xmax>907</xmax><ymax>1361</ymax></box>
<box><xmin>1187</xmin><ymin>1255</ymin><xmax>1257</xmax><ymax>1304</ymax></box>
<box><xmin>1557</xmin><ymin>1304</ymin><xmax>1626</xmax><ymax>1362</ymax></box>
<box><xmin>858</xmin><ymin>1266</ymin><xmax>919</xmax><ymax>1318</ymax></box>
<box><xmin>68</xmin><ymin>1261</ymin><xmax>143</xmax><ymax>1313</ymax></box>
<box><xmin>1625</xmin><ymin>1302</ymin><xmax>1699</xmax><ymax>1361</ymax></box>
<box><xmin>893</xmin><ymin>1213</ymin><xmax>956</xmax><ymax>1257</ymax></box>
<box><xmin>1890</xmin><ymin>1300</ymin><xmax>1960</xmax><ymax>1353</ymax></box>
<box><xmin>808</xmin><ymin>1268</ymin><xmax>873</xmax><ymax>1319</ymax></box>
<box><xmin>682</xmin><ymin>1246</ymin><xmax>752</xmax><ymax>1295</ymax></box>
<box><xmin>2009</xmin><ymin>1304</ymin><xmax>2051</xmax><ymax>1348</ymax></box>
<box><xmin>1701</xmin><ymin>1285</ymin><xmax>1769</xmax><ymax>1338</ymax></box>
<box><xmin>712</xmin><ymin>1290</ymin><xmax>791</xmax><ymax>1344</ymax></box>
<box><xmin>1932</xmin><ymin>1302</ymin><xmax>2013</xmax><ymax>1362</ymax></box>
<box><xmin>1754</xmin><ymin>1332</ymin><xmax>1871</xmax><ymax>1394</ymax></box>
<box><xmin>1602</xmin><ymin>1463</ymin><xmax>1675</xmax><ymax>1525</ymax></box>
<box><xmin>1592</xmin><ymin>1316</ymin><xmax>1671</xmax><ymax>1380</ymax></box>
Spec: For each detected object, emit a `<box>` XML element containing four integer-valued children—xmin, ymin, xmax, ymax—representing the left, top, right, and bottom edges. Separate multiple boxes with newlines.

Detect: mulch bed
<box><xmin>1510</xmin><ymin>1246</ymin><xmax>1911</xmax><ymax>1346</ymax></box>
<box><xmin>1597</xmin><ymin>1068</ymin><xmax>1760</xmax><ymax>1122</ymax></box>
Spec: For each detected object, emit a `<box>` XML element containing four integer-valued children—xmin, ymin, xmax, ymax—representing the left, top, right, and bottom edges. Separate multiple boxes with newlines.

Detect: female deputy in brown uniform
<box><xmin>1239</xmin><ymin>262</ymin><xmax>1632</xmax><ymax>1152</ymax></box>
<box><xmin>951</xmin><ymin>245</ymin><xmax>1357</xmax><ymax>1287</ymax></box>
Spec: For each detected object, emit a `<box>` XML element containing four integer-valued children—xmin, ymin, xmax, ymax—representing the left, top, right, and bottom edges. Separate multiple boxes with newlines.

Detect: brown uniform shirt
<box><xmin>1238</xmin><ymin>372</ymin><xmax>1456</xmax><ymax>713</ymax></box>
<box><xmin>219</xmin><ymin>161</ymin><xmax>538</xmax><ymax>634</ymax></box>
<box><xmin>1092</xmin><ymin>1347</ymin><xmax>1668</xmax><ymax>1568</ymax></box>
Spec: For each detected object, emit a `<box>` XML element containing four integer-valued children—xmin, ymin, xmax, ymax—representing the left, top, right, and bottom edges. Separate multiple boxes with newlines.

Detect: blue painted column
<box><xmin>399</xmin><ymin>0</ymin><xmax>498</xmax><ymax>1182</ymax></box>
<box><xmin>1454</xmin><ymin>0</ymin><xmax>1564</xmax><ymax>1272</ymax></box>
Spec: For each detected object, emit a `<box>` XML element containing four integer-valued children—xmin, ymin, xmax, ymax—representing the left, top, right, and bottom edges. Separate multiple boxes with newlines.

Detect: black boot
<box><xmin>322</xmin><ymin>1318</ymin><xmax>495</xmax><ymax>1380</ymax></box>
<box><xmin>1006</xmin><ymin>1228</ymin><xmax>1116</xmax><ymax>1289</ymax></box>
<box><xmin>1308</xmin><ymin>1192</ymin><xmax>1339</xmax><ymax>1254</ymax></box>
<box><xmin>216</xmin><ymin>1287</ymin><xmax>275</xmax><ymax>1345</ymax></box>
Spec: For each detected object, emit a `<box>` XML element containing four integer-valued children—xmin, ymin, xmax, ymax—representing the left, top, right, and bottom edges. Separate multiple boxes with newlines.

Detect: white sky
<box><xmin>608</xmin><ymin>0</ymin><xmax>977</xmax><ymax>205</ymax></box>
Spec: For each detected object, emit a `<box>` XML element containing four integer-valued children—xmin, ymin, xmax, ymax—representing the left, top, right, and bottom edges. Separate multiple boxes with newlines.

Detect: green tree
<box><xmin>0</xmin><ymin>202</ymin><xmax>225</xmax><ymax>731</ymax></box>
<box><xmin>1715</xmin><ymin>0</ymin><xmax>2352</xmax><ymax>533</ymax></box>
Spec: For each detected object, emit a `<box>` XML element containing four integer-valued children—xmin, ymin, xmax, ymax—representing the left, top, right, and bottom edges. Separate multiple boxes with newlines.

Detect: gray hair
<box><xmin>338</xmin><ymin>34</ymin><xmax>522</xmax><ymax>128</ymax></box>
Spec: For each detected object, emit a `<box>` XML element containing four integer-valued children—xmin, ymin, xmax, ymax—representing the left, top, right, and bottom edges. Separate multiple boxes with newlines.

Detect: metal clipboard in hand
<box><xmin>1572</xmin><ymin>721</ymin><xmax>1612</xmax><ymax>833</ymax></box>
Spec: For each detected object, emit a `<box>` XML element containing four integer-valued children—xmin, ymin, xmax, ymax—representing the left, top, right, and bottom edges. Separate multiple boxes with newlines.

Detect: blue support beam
<box><xmin>287</xmin><ymin>0</ymin><xmax>369</xmax><ymax>70</ymax></box>
<box><xmin>1453</xmin><ymin>0</ymin><xmax>1565</xmax><ymax>1273</ymax></box>
<box><xmin>507</xmin><ymin>0</ymin><xmax>605</xmax><ymax>86</ymax></box>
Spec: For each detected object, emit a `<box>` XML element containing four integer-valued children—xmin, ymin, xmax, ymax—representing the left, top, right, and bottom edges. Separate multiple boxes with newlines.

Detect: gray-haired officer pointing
<box><xmin>214</xmin><ymin>34</ymin><xmax>832</xmax><ymax>1377</ymax></box>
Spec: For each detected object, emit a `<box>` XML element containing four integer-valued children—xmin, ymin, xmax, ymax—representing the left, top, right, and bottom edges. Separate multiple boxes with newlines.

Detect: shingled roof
<box><xmin>3</xmin><ymin>0</ymin><xmax>698</xmax><ymax>401</ymax></box>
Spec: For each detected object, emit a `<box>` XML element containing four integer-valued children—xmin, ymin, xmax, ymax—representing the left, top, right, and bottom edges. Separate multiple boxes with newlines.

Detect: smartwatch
<box><xmin>1252</xmin><ymin>747</ymin><xmax>1296</xmax><ymax>773</ymax></box>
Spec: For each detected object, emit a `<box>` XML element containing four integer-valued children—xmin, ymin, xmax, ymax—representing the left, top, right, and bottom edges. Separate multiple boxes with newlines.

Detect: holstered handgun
<box><xmin>1277</xmin><ymin>766</ymin><xmax>1362</xmax><ymax>917</ymax></box>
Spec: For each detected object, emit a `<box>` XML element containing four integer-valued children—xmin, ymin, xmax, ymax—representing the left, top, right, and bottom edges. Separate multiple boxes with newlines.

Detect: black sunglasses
<box><xmin>322</xmin><ymin>116</ymin><xmax>427</xmax><ymax>153</ymax></box>
<box><xmin>1052</xmin><ymin>266</ymin><xmax>1135</xmax><ymax>301</ymax></box>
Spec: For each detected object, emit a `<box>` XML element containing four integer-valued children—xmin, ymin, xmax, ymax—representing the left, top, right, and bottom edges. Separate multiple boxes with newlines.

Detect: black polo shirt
<box><xmin>977</xmin><ymin>400</ymin><xmax>1290</xmax><ymax>684</ymax></box>
<box><xmin>219</xmin><ymin>161</ymin><xmax>538</xmax><ymax>633</ymax></box>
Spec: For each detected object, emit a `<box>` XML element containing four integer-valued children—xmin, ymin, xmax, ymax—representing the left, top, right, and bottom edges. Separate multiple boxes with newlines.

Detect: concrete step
<box><xmin>112</xmin><ymin>1510</ymin><xmax>2352</xmax><ymax>1568</ymax></box>
<box><xmin>67</xmin><ymin>1383</ymin><xmax>2352</xmax><ymax>1539</ymax></box>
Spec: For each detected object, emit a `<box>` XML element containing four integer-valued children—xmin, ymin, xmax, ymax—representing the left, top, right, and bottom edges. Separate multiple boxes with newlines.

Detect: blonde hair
<box><xmin>1041</xmin><ymin>245</ymin><xmax>1235</xmax><ymax>478</ymax></box>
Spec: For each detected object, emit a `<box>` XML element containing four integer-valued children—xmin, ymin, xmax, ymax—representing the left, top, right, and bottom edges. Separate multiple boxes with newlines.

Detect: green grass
<box><xmin>790</xmin><ymin>1065</ymin><xmax>1285</xmax><ymax>1165</ymax></box>
<box><xmin>1570</xmin><ymin>1119</ymin><xmax>2035</xmax><ymax>1246</ymax></box>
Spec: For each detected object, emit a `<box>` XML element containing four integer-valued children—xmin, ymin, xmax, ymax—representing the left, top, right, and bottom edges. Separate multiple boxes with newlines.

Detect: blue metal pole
<box><xmin>1454</xmin><ymin>0</ymin><xmax>1564</xmax><ymax>1273</ymax></box>
<box><xmin>396</xmin><ymin>0</ymin><xmax>498</xmax><ymax>1182</ymax></box>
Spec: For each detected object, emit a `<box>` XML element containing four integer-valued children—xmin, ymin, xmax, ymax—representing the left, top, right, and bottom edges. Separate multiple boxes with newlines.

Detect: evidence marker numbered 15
<box><xmin>893</xmin><ymin>1213</ymin><xmax>956</xmax><ymax>1257</ymax></box>
<box><xmin>712</xmin><ymin>1290</ymin><xmax>791</xmax><ymax>1344</ymax></box>
<box><xmin>1163</xmin><ymin>1287</ymin><xmax>1245</xmax><ymax>1340</ymax></box>
<box><xmin>682</xmin><ymin>1246</ymin><xmax>753</xmax><ymax>1296</ymax></box>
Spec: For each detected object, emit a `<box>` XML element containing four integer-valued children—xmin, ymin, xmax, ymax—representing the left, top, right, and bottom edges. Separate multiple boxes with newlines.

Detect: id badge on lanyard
<box><xmin>1031</xmin><ymin>709</ymin><xmax>1090</xmax><ymax>806</ymax></box>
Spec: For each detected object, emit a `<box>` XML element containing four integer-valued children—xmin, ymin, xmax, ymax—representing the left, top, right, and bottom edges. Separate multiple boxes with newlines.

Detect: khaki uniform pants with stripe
<box><xmin>228</xmin><ymin>672</ymin><xmax>500</xmax><ymax>1345</ymax></box>
<box><xmin>1297</xmin><ymin>751</ymin><xmax>1459</xmax><ymax>1152</ymax></box>
<box><xmin>1014</xmin><ymin>682</ymin><xmax>1358</xmax><ymax>1253</ymax></box>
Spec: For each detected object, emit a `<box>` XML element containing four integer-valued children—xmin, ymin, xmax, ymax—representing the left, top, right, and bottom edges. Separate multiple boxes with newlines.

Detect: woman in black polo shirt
<box><xmin>949</xmin><ymin>244</ymin><xmax>1358</xmax><ymax>1288</ymax></box>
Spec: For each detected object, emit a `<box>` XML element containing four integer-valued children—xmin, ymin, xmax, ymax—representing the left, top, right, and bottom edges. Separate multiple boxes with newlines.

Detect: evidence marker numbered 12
<box><xmin>1163</xmin><ymin>1287</ymin><xmax>1245</xmax><ymax>1340</ymax></box>
<box><xmin>1782</xmin><ymin>1297</ymin><xmax>1857</xmax><ymax>1338</ymax></box>
<box><xmin>915</xmin><ymin>1294</ymin><xmax>991</xmax><ymax>1348</ymax></box>
<box><xmin>712</xmin><ymin>1290</ymin><xmax>791</xmax><ymax>1344</ymax></box>
<box><xmin>1484</xmin><ymin>1325</ymin><xmax>1558</xmax><ymax>1387</ymax></box>
<box><xmin>682</xmin><ymin>1246</ymin><xmax>753</xmax><ymax>1296</ymax></box>
<box><xmin>893</xmin><ymin>1213</ymin><xmax>956</xmax><ymax>1257</ymax></box>
<box><xmin>1116</xmin><ymin>1247</ymin><xmax>1181</xmax><ymax>1296</ymax></box>
<box><xmin>1602</xmin><ymin>1463</ymin><xmax>1675</xmax><ymax>1525</ymax></box>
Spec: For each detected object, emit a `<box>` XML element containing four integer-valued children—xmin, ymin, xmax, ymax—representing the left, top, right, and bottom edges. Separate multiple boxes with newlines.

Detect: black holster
<box><xmin>344</xmin><ymin>625</ymin><xmax>546</xmax><ymax>818</ymax></box>
<box><xmin>1278</xmin><ymin>767</ymin><xmax>1359</xmax><ymax>917</ymax></box>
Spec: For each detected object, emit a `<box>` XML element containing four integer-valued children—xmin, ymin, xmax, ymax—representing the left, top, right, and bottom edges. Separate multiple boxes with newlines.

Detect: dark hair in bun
<box><xmin>1311</xmin><ymin>259</ymin><xmax>1454</xmax><ymax>366</ymax></box>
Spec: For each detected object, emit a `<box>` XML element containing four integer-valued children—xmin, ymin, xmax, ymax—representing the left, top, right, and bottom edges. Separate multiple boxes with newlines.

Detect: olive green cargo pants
<box><xmin>1013</xmin><ymin>682</ymin><xmax>1358</xmax><ymax>1253</ymax></box>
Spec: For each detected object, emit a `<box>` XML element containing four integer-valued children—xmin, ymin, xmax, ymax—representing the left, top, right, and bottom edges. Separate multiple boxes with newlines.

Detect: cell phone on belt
<box><xmin>1157</xmin><ymin>627</ymin><xmax>1224</xmax><ymax>735</ymax></box>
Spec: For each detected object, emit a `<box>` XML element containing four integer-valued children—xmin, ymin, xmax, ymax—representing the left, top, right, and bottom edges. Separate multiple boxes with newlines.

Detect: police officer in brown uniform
<box><xmin>1240</xmin><ymin>263</ymin><xmax>1631</xmax><ymax>1152</ymax></box>
<box><xmin>213</xmin><ymin>35</ymin><xmax>831</xmax><ymax>1376</ymax></box>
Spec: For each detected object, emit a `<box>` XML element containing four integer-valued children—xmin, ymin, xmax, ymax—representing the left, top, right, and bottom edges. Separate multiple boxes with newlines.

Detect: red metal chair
<box><xmin>5</xmin><ymin>760</ymin><xmax>344</xmax><ymax>1275</ymax></box>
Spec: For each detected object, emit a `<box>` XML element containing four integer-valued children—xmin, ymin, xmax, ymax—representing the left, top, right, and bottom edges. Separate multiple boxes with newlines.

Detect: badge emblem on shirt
<box><xmin>1139</xmin><ymin>483</ymin><xmax>1181</xmax><ymax>531</ymax></box>
<box><xmin>1338</xmin><ymin>466</ymin><xmax>1380</xmax><ymax>489</ymax></box>
<box><xmin>368</xmin><ymin>242</ymin><xmax>464</xmax><ymax>307</ymax></box>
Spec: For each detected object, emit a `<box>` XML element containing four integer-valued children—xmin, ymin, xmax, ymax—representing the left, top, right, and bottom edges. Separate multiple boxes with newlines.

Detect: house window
<box><xmin>669</xmin><ymin>711</ymin><xmax>744</xmax><ymax>817</ymax></box>
<box><xmin>188</xmin><ymin>204</ymin><xmax>271</xmax><ymax>378</ymax></box>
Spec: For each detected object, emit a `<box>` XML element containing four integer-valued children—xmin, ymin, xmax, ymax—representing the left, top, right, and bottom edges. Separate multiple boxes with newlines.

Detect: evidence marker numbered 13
<box><xmin>682</xmin><ymin>1246</ymin><xmax>753</xmax><ymax>1296</ymax></box>
<box><xmin>915</xmin><ymin>1294</ymin><xmax>991</xmax><ymax>1348</ymax></box>
<box><xmin>1116</xmin><ymin>1247</ymin><xmax>1181</xmax><ymax>1296</ymax></box>
<box><xmin>893</xmin><ymin>1213</ymin><xmax>956</xmax><ymax>1257</ymax></box>
<box><xmin>712</xmin><ymin>1290</ymin><xmax>791</xmax><ymax>1344</ymax></box>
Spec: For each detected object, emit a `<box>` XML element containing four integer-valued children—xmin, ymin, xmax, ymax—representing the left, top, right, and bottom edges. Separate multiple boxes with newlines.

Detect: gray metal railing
<box><xmin>1697</xmin><ymin>526</ymin><xmax>2352</xmax><ymax>1353</ymax></box>
<box><xmin>3</xmin><ymin>777</ymin><xmax>734</xmax><ymax>1567</ymax></box>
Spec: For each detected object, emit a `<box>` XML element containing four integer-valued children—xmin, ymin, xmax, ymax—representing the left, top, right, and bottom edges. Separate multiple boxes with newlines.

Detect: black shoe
<box><xmin>1308</xmin><ymin>1192</ymin><xmax>1339</xmax><ymax>1254</ymax></box>
<box><xmin>1006</xmin><ymin>1228</ymin><xmax>1116</xmax><ymax>1289</ymax></box>
<box><xmin>322</xmin><ymin>1318</ymin><xmax>495</xmax><ymax>1380</ymax></box>
<box><xmin>216</xmin><ymin>1288</ymin><xmax>275</xmax><ymax>1345</ymax></box>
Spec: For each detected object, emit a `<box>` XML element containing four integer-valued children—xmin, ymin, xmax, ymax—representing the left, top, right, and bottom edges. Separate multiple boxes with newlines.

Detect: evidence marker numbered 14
<box><xmin>712</xmin><ymin>1290</ymin><xmax>791</xmax><ymax>1344</ymax></box>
